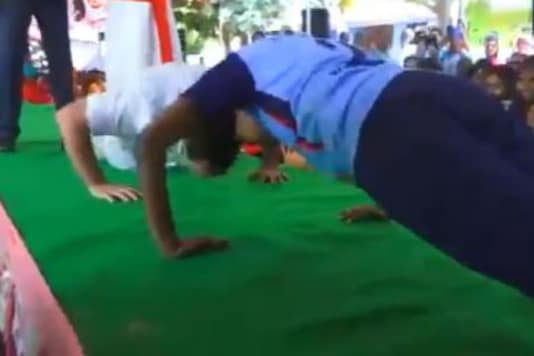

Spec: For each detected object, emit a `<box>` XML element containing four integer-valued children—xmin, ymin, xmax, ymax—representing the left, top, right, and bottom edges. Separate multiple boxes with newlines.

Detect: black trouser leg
<box><xmin>33</xmin><ymin>0</ymin><xmax>74</xmax><ymax>110</ymax></box>
<box><xmin>0</xmin><ymin>0</ymin><xmax>32</xmax><ymax>142</ymax></box>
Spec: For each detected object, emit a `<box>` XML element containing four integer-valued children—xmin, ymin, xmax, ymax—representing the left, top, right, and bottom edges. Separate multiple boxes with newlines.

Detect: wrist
<box><xmin>157</xmin><ymin>234</ymin><xmax>180</xmax><ymax>253</ymax></box>
<box><xmin>86</xmin><ymin>176</ymin><xmax>106</xmax><ymax>188</ymax></box>
<box><xmin>155</xmin><ymin>226</ymin><xmax>178</xmax><ymax>247</ymax></box>
<box><xmin>260</xmin><ymin>160</ymin><xmax>279</xmax><ymax>171</ymax></box>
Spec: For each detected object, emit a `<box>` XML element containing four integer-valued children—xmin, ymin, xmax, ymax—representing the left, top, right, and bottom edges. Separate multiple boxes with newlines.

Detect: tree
<box><xmin>172</xmin><ymin>0</ymin><xmax>219</xmax><ymax>54</ymax></box>
<box><xmin>218</xmin><ymin>0</ymin><xmax>287</xmax><ymax>34</ymax></box>
<box><xmin>217</xmin><ymin>0</ymin><xmax>287</xmax><ymax>51</ymax></box>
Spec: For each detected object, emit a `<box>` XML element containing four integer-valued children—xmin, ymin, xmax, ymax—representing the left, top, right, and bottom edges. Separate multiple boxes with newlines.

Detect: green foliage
<box><xmin>467</xmin><ymin>9</ymin><xmax>530</xmax><ymax>47</ymax></box>
<box><xmin>173</xmin><ymin>0</ymin><xmax>219</xmax><ymax>54</ymax></box>
<box><xmin>171</xmin><ymin>0</ymin><xmax>287</xmax><ymax>54</ymax></box>
<box><xmin>218</xmin><ymin>0</ymin><xmax>287</xmax><ymax>33</ymax></box>
<box><xmin>465</xmin><ymin>0</ymin><xmax>491</xmax><ymax>23</ymax></box>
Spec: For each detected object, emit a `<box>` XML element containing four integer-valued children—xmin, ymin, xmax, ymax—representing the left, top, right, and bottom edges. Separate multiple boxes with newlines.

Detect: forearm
<box><xmin>138</xmin><ymin>134</ymin><xmax>177</xmax><ymax>249</ymax></box>
<box><xmin>59</xmin><ymin>115</ymin><xmax>106</xmax><ymax>187</ymax></box>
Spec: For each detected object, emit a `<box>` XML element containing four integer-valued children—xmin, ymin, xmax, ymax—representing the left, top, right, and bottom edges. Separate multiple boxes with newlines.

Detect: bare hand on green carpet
<box><xmin>89</xmin><ymin>183</ymin><xmax>142</xmax><ymax>203</ymax></box>
<box><xmin>340</xmin><ymin>205</ymin><xmax>388</xmax><ymax>223</ymax></box>
<box><xmin>248</xmin><ymin>168</ymin><xmax>288</xmax><ymax>184</ymax></box>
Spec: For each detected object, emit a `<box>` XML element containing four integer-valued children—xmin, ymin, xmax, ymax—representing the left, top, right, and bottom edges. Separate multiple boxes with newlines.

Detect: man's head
<box><xmin>516</xmin><ymin>35</ymin><xmax>532</xmax><ymax>56</ymax></box>
<box><xmin>517</xmin><ymin>56</ymin><xmax>534</xmax><ymax>104</ymax></box>
<box><xmin>448</xmin><ymin>29</ymin><xmax>464</xmax><ymax>53</ymax></box>
<box><xmin>470</xmin><ymin>64</ymin><xmax>515</xmax><ymax>101</ymax></box>
<box><xmin>185</xmin><ymin>109</ymin><xmax>266</xmax><ymax>177</ymax></box>
<box><xmin>185</xmin><ymin>109</ymin><xmax>241</xmax><ymax>177</ymax></box>
<box><xmin>484</xmin><ymin>33</ymin><xmax>499</xmax><ymax>59</ymax></box>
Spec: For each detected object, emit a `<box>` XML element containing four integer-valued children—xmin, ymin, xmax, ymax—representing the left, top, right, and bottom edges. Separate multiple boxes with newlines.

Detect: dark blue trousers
<box><xmin>356</xmin><ymin>70</ymin><xmax>534</xmax><ymax>297</ymax></box>
<box><xmin>0</xmin><ymin>0</ymin><xmax>73</xmax><ymax>141</ymax></box>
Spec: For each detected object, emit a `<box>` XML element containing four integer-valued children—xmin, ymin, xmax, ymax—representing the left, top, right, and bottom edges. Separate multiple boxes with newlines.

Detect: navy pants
<box><xmin>0</xmin><ymin>0</ymin><xmax>73</xmax><ymax>141</ymax></box>
<box><xmin>355</xmin><ymin>70</ymin><xmax>534</xmax><ymax>297</ymax></box>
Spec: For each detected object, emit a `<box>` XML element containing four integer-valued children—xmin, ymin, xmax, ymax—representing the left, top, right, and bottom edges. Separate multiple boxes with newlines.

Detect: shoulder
<box><xmin>86</xmin><ymin>92</ymin><xmax>122</xmax><ymax>135</ymax></box>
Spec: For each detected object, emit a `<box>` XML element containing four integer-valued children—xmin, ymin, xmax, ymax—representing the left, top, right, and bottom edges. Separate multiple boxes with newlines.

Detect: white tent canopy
<box><xmin>344</xmin><ymin>0</ymin><xmax>437</xmax><ymax>28</ymax></box>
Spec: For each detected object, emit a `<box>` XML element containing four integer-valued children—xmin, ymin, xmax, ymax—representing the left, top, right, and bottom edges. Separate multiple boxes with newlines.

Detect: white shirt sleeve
<box><xmin>85</xmin><ymin>92</ymin><xmax>120</xmax><ymax>136</ymax></box>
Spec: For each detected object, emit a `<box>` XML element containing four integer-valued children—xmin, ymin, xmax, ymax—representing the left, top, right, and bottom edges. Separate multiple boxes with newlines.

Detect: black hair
<box><xmin>403</xmin><ymin>55</ymin><xmax>420</xmax><ymax>69</ymax></box>
<box><xmin>520</xmin><ymin>55</ymin><xmax>534</xmax><ymax>71</ymax></box>
<box><xmin>483</xmin><ymin>65</ymin><xmax>518</xmax><ymax>101</ymax></box>
<box><xmin>418</xmin><ymin>57</ymin><xmax>442</xmax><ymax>72</ymax></box>
<box><xmin>73</xmin><ymin>0</ymin><xmax>86</xmax><ymax>21</ymax></box>
<box><xmin>468</xmin><ymin>59</ymin><xmax>490</xmax><ymax>79</ymax></box>
<box><xmin>186</xmin><ymin>109</ymin><xmax>241</xmax><ymax>175</ymax></box>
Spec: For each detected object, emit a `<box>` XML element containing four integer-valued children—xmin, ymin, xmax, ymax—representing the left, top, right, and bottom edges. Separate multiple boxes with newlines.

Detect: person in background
<box><xmin>483</xmin><ymin>32</ymin><xmax>503</xmax><ymax>66</ymax></box>
<box><xmin>508</xmin><ymin>35</ymin><xmax>532</xmax><ymax>68</ymax></box>
<box><xmin>358</xmin><ymin>25</ymin><xmax>394</xmax><ymax>61</ymax></box>
<box><xmin>516</xmin><ymin>56</ymin><xmax>534</xmax><ymax>128</ymax></box>
<box><xmin>440</xmin><ymin>27</ymin><xmax>470</xmax><ymax>76</ymax></box>
<box><xmin>251</xmin><ymin>30</ymin><xmax>266</xmax><ymax>42</ymax></box>
<box><xmin>0</xmin><ymin>0</ymin><xmax>74</xmax><ymax>152</ymax></box>
<box><xmin>339</xmin><ymin>32</ymin><xmax>350</xmax><ymax>45</ymax></box>
<box><xmin>477</xmin><ymin>65</ymin><xmax>518</xmax><ymax>110</ymax></box>
<box><xmin>403</xmin><ymin>56</ymin><xmax>419</xmax><ymax>70</ymax></box>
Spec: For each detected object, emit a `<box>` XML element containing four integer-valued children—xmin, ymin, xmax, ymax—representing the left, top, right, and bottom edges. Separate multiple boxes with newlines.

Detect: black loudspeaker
<box><xmin>178</xmin><ymin>29</ymin><xmax>187</xmax><ymax>61</ymax></box>
<box><xmin>301</xmin><ymin>8</ymin><xmax>330</xmax><ymax>38</ymax></box>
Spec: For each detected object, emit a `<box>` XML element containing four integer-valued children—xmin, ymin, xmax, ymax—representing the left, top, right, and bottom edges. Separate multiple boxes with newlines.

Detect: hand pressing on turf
<box><xmin>162</xmin><ymin>237</ymin><xmax>229</xmax><ymax>259</ymax></box>
<box><xmin>248</xmin><ymin>168</ymin><xmax>288</xmax><ymax>184</ymax></box>
<box><xmin>89</xmin><ymin>183</ymin><xmax>142</xmax><ymax>203</ymax></box>
<box><xmin>340</xmin><ymin>205</ymin><xmax>388</xmax><ymax>223</ymax></box>
<box><xmin>249</xmin><ymin>135</ymin><xmax>288</xmax><ymax>184</ymax></box>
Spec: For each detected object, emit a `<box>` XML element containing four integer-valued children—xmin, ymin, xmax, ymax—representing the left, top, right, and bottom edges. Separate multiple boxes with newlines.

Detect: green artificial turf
<box><xmin>2</xmin><ymin>104</ymin><xmax>534</xmax><ymax>356</ymax></box>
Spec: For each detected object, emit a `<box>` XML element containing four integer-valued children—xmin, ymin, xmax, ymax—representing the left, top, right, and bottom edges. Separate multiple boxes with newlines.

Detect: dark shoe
<box><xmin>0</xmin><ymin>139</ymin><xmax>15</xmax><ymax>153</ymax></box>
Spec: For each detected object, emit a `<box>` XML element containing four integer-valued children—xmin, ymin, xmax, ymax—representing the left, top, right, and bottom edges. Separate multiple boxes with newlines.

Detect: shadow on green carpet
<box><xmin>1</xmin><ymin>104</ymin><xmax>534</xmax><ymax>356</ymax></box>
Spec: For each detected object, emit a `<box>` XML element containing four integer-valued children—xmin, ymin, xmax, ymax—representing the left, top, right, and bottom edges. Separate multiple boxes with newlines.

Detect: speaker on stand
<box><xmin>301</xmin><ymin>8</ymin><xmax>330</xmax><ymax>38</ymax></box>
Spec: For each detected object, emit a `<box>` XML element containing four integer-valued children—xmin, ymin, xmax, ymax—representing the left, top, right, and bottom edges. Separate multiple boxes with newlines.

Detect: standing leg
<box><xmin>33</xmin><ymin>0</ymin><xmax>74</xmax><ymax>111</ymax></box>
<box><xmin>0</xmin><ymin>0</ymin><xmax>32</xmax><ymax>149</ymax></box>
<box><xmin>355</xmin><ymin>71</ymin><xmax>534</xmax><ymax>297</ymax></box>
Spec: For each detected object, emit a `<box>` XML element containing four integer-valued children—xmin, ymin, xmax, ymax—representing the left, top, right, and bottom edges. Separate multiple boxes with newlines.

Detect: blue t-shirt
<box><xmin>184</xmin><ymin>35</ymin><xmax>402</xmax><ymax>175</ymax></box>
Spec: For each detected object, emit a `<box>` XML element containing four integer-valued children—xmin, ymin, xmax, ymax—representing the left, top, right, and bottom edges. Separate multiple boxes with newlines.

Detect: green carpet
<box><xmin>2</xmin><ymin>104</ymin><xmax>534</xmax><ymax>356</ymax></box>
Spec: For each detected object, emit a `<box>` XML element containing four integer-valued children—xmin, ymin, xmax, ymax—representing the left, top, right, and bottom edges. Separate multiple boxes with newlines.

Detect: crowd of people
<box><xmin>400</xmin><ymin>26</ymin><xmax>534</xmax><ymax>130</ymax></box>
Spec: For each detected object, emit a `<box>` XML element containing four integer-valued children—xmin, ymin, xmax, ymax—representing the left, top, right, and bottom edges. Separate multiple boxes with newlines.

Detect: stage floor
<box><xmin>2</xmin><ymin>104</ymin><xmax>534</xmax><ymax>355</ymax></box>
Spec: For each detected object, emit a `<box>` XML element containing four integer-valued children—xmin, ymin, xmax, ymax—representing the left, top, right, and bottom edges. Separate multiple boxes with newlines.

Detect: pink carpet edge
<box><xmin>0</xmin><ymin>203</ymin><xmax>84</xmax><ymax>356</ymax></box>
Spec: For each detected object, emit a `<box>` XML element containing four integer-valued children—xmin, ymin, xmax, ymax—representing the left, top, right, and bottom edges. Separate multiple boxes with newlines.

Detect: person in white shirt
<box><xmin>56</xmin><ymin>61</ymin><xmax>284</xmax><ymax>203</ymax></box>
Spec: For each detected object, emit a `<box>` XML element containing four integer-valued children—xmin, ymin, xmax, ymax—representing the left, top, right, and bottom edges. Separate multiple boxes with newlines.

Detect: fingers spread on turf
<box><xmin>105</xmin><ymin>188</ymin><xmax>142</xmax><ymax>203</ymax></box>
<box><xmin>120</xmin><ymin>188</ymin><xmax>142</xmax><ymax>201</ymax></box>
<box><xmin>252</xmin><ymin>171</ymin><xmax>289</xmax><ymax>184</ymax></box>
<box><xmin>340</xmin><ymin>206</ymin><xmax>388</xmax><ymax>223</ymax></box>
<box><xmin>264</xmin><ymin>172</ymin><xmax>288</xmax><ymax>184</ymax></box>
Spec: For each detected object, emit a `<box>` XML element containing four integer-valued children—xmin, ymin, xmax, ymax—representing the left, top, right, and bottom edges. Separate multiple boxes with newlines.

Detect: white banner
<box><xmin>28</xmin><ymin>0</ymin><xmax>107</xmax><ymax>71</ymax></box>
